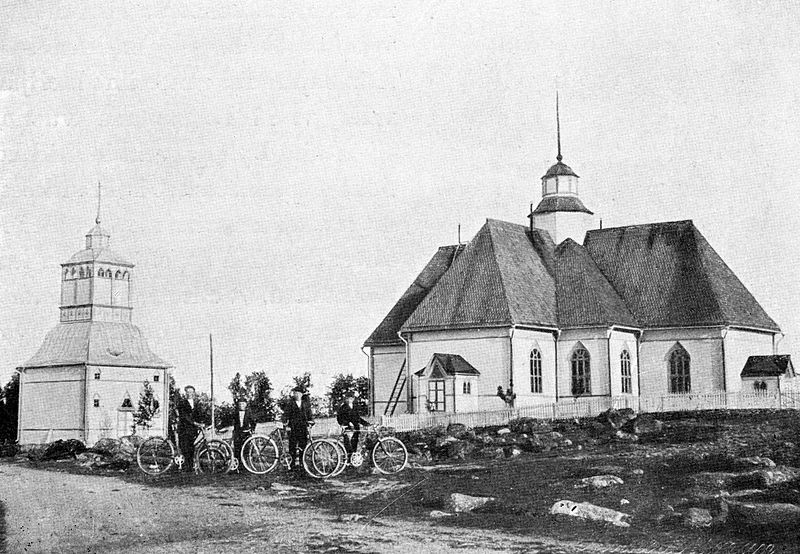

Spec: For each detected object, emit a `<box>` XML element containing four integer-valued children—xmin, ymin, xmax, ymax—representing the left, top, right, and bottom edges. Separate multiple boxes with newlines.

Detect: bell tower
<box><xmin>529</xmin><ymin>94</ymin><xmax>593</xmax><ymax>244</ymax></box>
<box><xmin>59</xmin><ymin>184</ymin><xmax>134</xmax><ymax>324</ymax></box>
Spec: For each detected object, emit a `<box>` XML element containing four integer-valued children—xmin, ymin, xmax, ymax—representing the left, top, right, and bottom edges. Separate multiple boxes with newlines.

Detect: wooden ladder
<box><xmin>384</xmin><ymin>360</ymin><xmax>407</xmax><ymax>416</ymax></box>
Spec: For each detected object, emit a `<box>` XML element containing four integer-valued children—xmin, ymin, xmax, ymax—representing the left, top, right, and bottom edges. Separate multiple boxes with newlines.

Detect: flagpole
<box><xmin>210</xmin><ymin>333</ymin><xmax>215</xmax><ymax>438</ymax></box>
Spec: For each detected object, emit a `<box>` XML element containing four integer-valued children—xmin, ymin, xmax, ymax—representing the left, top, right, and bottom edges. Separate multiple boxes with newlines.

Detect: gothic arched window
<box><xmin>571</xmin><ymin>347</ymin><xmax>591</xmax><ymax>396</ymax></box>
<box><xmin>115</xmin><ymin>270</ymin><xmax>122</xmax><ymax>280</ymax></box>
<box><xmin>620</xmin><ymin>350</ymin><xmax>632</xmax><ymax>394</ymax></box>
<box><xmin>121</xmin><ymin>393</ymin><xmax>133</xmax><ymax>409</ymax></box>
<box><xmin>669</xmin><ymin>345</ymin><xmax>691</xmax><ymax>394</ymax></box>
<box><xmin>530</xmin><ymin>349</ymin><xmax>543</xmax><ymax>393</ymax></box>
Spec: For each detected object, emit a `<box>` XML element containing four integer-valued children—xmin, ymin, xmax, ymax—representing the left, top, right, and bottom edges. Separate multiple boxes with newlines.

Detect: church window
<box><xmin>571</xmin><ymin>347</ymin><xmax>591</xmax><ymax>396</ymax></box>
<box><xmin>94</xmin><ymin>370</ymin><xmax>101</xmax><ymax>380</ymax></box>
<box><xmin>63</xmin><ymin>268</ymin><xmax>69</xmax><ymax>279</ymax></box>
<box><xmin>121</xmin><ymin>394</ymin><xmax>133</xmax><ymax>409</ymax></box>
<box><xmin>93</xmin><ymin>395</ymin><xmax>100</xmax><ymax>408</ymax></box>
<box><xmin>530</xmin><ymin>349</ymin><xmax>543</xmax><ymax>393</ymax></box>
<box><xmin>621</xmin><ymin>350</ymin><xmax>632</xmax><ymax>394</ymax></box>
<box><xmin>462</xmin><ymin>381</ymin><xmax>471</xmax><ymax>394</ymax></box>
<box><xmin>428</xmin><ymin>380</ymin><xmax>445</xmax><ymax>411</ymax></box>
<box><xmin>668</xmin><ymin>345</ymin><xmax>691</xmax><ymax>394</ymax></box>
<box><xmin>115</xmin><ymin>270</ymin><xmax>122</xmax><ymax>280</ymax></box>
<box><xmin>123</xmin><ymin>271</ymin><xmax>129</xmax><ymax>280</ymax></box>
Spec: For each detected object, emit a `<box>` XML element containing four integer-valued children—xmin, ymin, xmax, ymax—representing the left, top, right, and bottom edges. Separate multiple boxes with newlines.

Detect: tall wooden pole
<box><xmin>210</xmin><ymin>334</ymin><xmax>215</xmax><ymax>437</ymax></box>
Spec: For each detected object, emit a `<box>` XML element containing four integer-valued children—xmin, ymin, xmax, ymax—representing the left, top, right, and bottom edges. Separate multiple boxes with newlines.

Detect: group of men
<box><xmin>174</xmin><ymin>385</ymin><xmax>369</xmax><ymax>472</ymax></box>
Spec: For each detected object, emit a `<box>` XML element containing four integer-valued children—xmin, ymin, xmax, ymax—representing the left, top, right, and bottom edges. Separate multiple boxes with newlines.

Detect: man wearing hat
<box><xmin>232</xmin><ymin>398</ymin><xmax>256</xmax><ymax>466</ymax></box>
<box><xmin>177</xmin><ymin>385</ymin><xmax>205</xmax><ymax>471</ymax></box>
<box><xmin>336</xmin><ymin>392</ymin><xmax>370</xmax><ymax>461</ymax></box>
<box><xmin>281</xmin><ymin>386</ymin><xmax>314</xmax><ymax>470</ymax></box>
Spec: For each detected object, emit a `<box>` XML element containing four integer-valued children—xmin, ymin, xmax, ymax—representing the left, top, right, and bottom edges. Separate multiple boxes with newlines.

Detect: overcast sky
<box><xmin>1</xmin><ymin>1</ymin><xmax>799</xmax><ymax>401</ymax></box>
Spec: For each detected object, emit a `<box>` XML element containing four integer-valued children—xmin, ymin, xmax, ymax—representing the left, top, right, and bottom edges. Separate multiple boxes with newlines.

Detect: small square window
<box><xmin>93</xmin><ymin>398</ymin><xmax>100</xmax><ymax>408</ymax></box>
<box><xmin>94</xmin><ymin>372</ymin><xmax>101</xmax><ymax>380</ymax></box>
<box><xmin>153</xmin><ymin>375</ymin><xmax>160</xmax><ymax>382</ymax></box>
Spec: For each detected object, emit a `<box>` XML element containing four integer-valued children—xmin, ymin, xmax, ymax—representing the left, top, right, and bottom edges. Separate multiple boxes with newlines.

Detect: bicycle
<box><xmin>320</xmin><ymin>425</ymin><xmax>408</xmax><ymax>477</ymax></box>
<box><xmin>136</xmin><ymin>426</ymin><xmax>234</xmax><ymax>475</ymax></box>
<box><xmin>240</xmin><ymin>422</ymin><xmax>342</xmax><ymax>479</ymax></box>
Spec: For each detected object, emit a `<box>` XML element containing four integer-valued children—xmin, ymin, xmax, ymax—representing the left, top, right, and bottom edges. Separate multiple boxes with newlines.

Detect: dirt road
<box><xmin>0</xmin><ymin>461</ymin><xmax>626</xmax><ymax>554</ymax></box>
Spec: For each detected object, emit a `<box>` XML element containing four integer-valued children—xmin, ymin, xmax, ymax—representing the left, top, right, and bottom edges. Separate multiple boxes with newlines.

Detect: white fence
<box><xmin>370</xmin><ymin>391</ymin><xmax>800</xmax><ymax>433</ymax></box>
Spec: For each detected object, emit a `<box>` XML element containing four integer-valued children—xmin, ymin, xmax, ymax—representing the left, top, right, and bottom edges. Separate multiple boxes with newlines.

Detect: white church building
<box><xmin>365</xmin><ymin>109</ymin><xmax>789</xmax><ymax>416</ymax></box>
<box><xmin>17</xmin><ymin>214</ymin><xmax>170</xmax><ymax>445</ymax></box>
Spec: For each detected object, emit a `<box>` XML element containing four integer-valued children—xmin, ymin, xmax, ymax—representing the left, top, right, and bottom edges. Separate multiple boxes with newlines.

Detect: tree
<box><xmin>133</xmin><ymin>380</ymin><xmax>161</xmax><ymax>434</ymax></box>
<box><xmin>227</xmin><ymin>371</ymin><xmax>276</xmax><ymax>422</ymax></box>
<box><xmin>0</xmin><ymin>374</ymin><xmax>20</xmax><ymax>443</ymax></box>
<box><xmin>326</xmin><ymin>374</ymin><xmax>370</xmax><ymax>416</ymax></box>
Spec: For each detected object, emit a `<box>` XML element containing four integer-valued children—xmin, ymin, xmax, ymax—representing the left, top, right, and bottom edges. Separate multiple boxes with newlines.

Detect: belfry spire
<box><xmin>95</xmin><ymin>182</ymin><xmax>102</xmax><ymax>225</ymax></box>
<box><xmin>556</xmin><ymin>92</ymin><xmax>562</xmax><ymax>162</ymax></box>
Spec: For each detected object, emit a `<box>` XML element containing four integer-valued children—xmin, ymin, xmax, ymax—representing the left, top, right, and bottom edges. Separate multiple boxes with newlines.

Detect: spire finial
<box><xmin>95</xmin><ymin>182</ymin><xmax>101</xmax><ymax>225</ymax></box>
<box><xmin>556</xmin><ymin>91</ymin><xmax>562</xmax><ymax>162</ymax></box>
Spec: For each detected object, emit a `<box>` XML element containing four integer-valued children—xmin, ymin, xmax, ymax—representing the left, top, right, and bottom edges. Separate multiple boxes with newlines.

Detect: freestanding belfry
<box><xmin>17</xmin><ymin>210</ymin><xmax>170</xmax><ymax>445</ymax></box>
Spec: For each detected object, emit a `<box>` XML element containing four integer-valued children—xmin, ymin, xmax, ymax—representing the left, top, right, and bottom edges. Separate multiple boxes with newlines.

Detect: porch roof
<box><xmin>740</xmin><ymin>355</ymin><xmax>794</xmax><ymax>378</ymax></box>
<box><xmin>414</xmin><ymin>353</ymin><xmax>480</xmax><ymax>378</ymax></box>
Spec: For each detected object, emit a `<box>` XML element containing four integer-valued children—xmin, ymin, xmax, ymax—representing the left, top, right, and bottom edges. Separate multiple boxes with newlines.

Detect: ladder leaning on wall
<box><xmin>384</xmin><ymin>360</ymin><xmax>407</xmax><ymax>416</ymax></box>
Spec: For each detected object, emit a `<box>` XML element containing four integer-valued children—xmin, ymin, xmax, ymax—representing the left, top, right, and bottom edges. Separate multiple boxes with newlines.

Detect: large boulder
<box><xmin>596</xmin><ymin>408</ymin><xmax>637</xmax><ymax>430</ymax></box>
<box><xmin>726</xmin><ymin>500</ymin><xmax>800</xmax><ymax>527</ymax></box>
<box><xmin>744</xmin><ymin>466</ymin><xmax>800</xmax><ymax>488</ymax></box>
<box><xmin>550</xmin><ymin>500</ymin><xmax>631</xmax><ymax>527</ymax></box>
<box><xmin>41</xmin><ymin>439</ymin><xmax>87</xmax><ymax>461</ymax></box>
<box><xmin>623</xmin><ymin>415</ymin><xmax>663</xmax><ymax>436</ymax></box>
<box><xmin>91</xmin><ymin>438</ymin><xmax>120</xmax><ymax>456</ymax></box>
<box><xmin>446</xmin><ymin>493</ymin><xmax>496</xmax><ymax>513</ymax></box>
<box><xmin>446</xmin><ymin>423</ymin><xmax>468</xmax><ymax>438</ymax></box>
<box><xmin>445</xmin><ymin>440</ymin><xmax>474</xmax><ymax>461</ymax></box>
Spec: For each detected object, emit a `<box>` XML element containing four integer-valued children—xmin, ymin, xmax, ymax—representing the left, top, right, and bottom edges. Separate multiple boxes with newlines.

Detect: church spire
<box><xmin>556</xmin><ymin>92</ymin><xmax>562</xmax><ymax>162</ymax></box>
<box><xmin>95</xmin><ymin>182</ymin><xmax>102</xmax><ymax>225</ymax></box>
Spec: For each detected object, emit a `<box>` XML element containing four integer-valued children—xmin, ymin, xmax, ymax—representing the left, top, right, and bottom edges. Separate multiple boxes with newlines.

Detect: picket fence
<box><xmin>330</xmin><ymin>391</ymin><xmax>800</xmax><ymax>434</ymax></box>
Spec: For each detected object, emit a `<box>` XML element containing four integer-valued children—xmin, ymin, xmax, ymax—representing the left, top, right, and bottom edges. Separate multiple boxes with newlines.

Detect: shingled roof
<box><xmin>554</xmin><ymin>240</ymin><xmax>638</xmax><ymax>328</ymax></box>
<box><xmin>741</xmin><ymin>355</ymin><xmax>794</xmax><ymax>378</ymax></box>
<box><xmin>584</xmin><ymin>220</ymin><xmax>780</xmax><ymax>331</ymax></box>
<box><xmin>414</xmin><ymin>353</ymin><xmax>481</xmax><ymax>377</ymax></box>
<box><xmin>532</xmin><ymin>196</ymin><xmax>593</xmax><ymax>215</ymax></box>
<box><xmin>364</xmin><ymin>245</ymin><xmax>464</xmax><ymax>346</ymax></box>
<box><xmin>401</xmin><ymin>219</ymin><xmax>559</xmax><ymax>332</ymax></box>
<box><xmin>21</xmin><ymin>322</ymin><xmax>171</xmax><ymax>369</ymax></box>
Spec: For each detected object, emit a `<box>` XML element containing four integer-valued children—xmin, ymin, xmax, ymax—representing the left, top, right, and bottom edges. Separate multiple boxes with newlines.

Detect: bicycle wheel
<box><xmin>330</xmin><ymin>440</ymin><xmax>348</xmax><ymax>477</ymax></box>
<box><xmin>372</xmin><ymin>437</ymin><xmax>408</xmax><ymax>475</ymax></box>
<box><xmin>207</xmin><ymin>439</ymin><xmax>233</xmax><ymax>473</ymax></box>
<box><xmin>304</xmin><ymin>439</ymin><xmax>340</xmax><ymax>479</ymax></box>
<box><xmin>196</xmin><ymin>444</ymin><xmax>229</xmax><ymax>474</ymax></box>
<box><xmin>137</xmin><ymin>436</ymin><xmax>175</xmax><ymax>475</ymax></box>
<box><xmin>241</xmin><ymin>435</ymin><xmax>279</xmax><ymax>475</ymax></box>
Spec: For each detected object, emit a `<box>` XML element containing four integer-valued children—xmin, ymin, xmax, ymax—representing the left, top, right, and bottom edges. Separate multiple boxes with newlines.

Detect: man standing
<box><xmin>232</xmin><ymin>398</ymin><xmax>255</xmax><ymax>465</ymax></box>
<box><xmin>281</xmin><ymin>386</ymin><xmax>314</xmax><ymax>471</ymax></box>
<box><xmin>177</xmin><ymin>385</ymin><xmax>204</xmax><ymax>471</ymax></box>
<box><xmin>336</xmin><ymin>393</ymin><xmax>370</xmax><ymax>461</ymax></box>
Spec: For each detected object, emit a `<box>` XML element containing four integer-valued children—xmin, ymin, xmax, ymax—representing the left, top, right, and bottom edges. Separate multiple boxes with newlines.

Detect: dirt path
<box><xmin>0</xmin><ymin>461</ymin><xmax>643</xmax><ymax>554</ymax></box>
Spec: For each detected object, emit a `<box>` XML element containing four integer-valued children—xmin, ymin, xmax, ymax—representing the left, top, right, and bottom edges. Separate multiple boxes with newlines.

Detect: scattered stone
<box><xmin>620</xmin><ymin>499</ymin><xmax>630</xmax><ymax>506</ymax></box>
<box><xmin>446</xmin><ymin>493</ymin><xmax>496</xmax><ymax>513</ymax></box>
<box><xmin>623</xmin><ymin>415</ymin><xmax>663</xmax><ymax>436</ymax></box>
<box><xmin>478</xmin><ymin>447</ymin><xmax>505</xmax><ymax>460</ymax></box>
<box><xmin>613</xmin><ymin>430</ymin><xmax>638</xmax><ymax>442</ymax></box>
<box><xmin>577</xmin><ymin>475</ymin><xmax>624</xmax><ymax>489</ymax></box>
<box><xmin>549</xmin><ymin>500</ymin><xmax>631</xmax><ymax>527</ymax></box>
<box><xmin>597</xmin><ymin>408</ymin><xmax>637</xmax><ymax>431</ymax></box>
<box><xmin>445</xmin><ymin>440</ymin><xmax>474</xmax><ymax>460</ymax></box>
<box><xmin>683</xmin><ymin>507</ymin><xmax>713</xmax><ymax>528</ymax></box>
<box><xmin>271</xmin><ymin>483</ymin><xmax>308</xmax><ymax>494</ymax></box>
<box><xmin>337</xmin><ymin>514</ymin><xmax>364</xmax><ymax>522</ymax></box>
<box><xmin>726</xmin><ymin>500</ymin><xmax>800</xmax><ymax>527</ymax></box>
<box><xmin>745</xmin><ymin>467</ymin><xmax>800</xmax><ymax>488</ymax></box>
<box><xmin>496</xmin><ymin>428</ymin><xmax>511</xmax><ymax>435</ymax></box>
<box><xmin>429</xmin><ymin>510</ymin><xmax>455</xmax><ymax>518</ymax></box>
<box><xmin>690</xmin><ymin>472</ymin><xmax>739</xmax><ymax>490</ymax></box>
<box><xmin>631</xmin><ymin>469</ymin><xmax>644</xmax><ymax>475</ymax></box>
<box><xmin>561</xmin><ymin>439</ymin><xmax>573</xmax><ymax>447</ymax></box>
<box><xmin>504</xmin><ymin>447</ymin><xmax>522</xmax><ymax>459</ymax></box>
<box><xmin>738</xmin><ymin>457</ymin><xmax>776</xmax><ymax>469</ymax></box>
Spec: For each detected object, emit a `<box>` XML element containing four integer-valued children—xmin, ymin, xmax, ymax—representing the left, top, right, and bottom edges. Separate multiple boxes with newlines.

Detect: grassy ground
<box><xmin>10</xmin><ymin>409</ymin><xmax>800</xmax><ymax>552</ymax></box>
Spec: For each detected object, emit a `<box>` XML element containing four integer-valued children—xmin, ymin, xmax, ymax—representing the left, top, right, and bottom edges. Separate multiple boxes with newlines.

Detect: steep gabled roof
<box><xmin>401</xmin><ymin>220</ymin><xmax>558</xmax><ymax>332</ymax></box>
<box><xmin>21</xmin><ymin>322</ymin><xmax>171</xmax><ymax>369</ymax></box>
<box><xmin>414</xmin><ymin>353</ymin><xmax>481</xmax><ymax>377</ymax></box>
<box><xmin>554</xmin><ymin>239</ymin><xmax>638</xmax><ymax>328</ymax></box>
<box><xmin>364</xmin><ymin>244</ymin><xmax>464</xmax><ymax>346</ymax></box>
<box><xmin>741</xmin><ymin>355</ymin><xmax>794</xmax><ymax>378</ymax></box>
<box><xmin>584</xmin><ymin>220</ymin><xmax>780</xmax><ymax>331</ymax></box>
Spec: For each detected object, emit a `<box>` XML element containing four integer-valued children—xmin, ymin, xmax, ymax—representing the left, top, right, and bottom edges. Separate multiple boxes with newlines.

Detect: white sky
<box><xmin>1</xmin><ymin>1</ymin><xmax>799</xmax><ymax>401</ymax></box>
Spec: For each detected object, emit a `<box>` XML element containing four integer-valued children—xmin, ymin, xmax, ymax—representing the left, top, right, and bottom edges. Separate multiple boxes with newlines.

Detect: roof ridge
<box><xmin>586</xmin><ymin>219</ymin><xmax>694</xmax><ymax>234</ymax></box>
<box><xmin>485</xmin><ymin>221</ymin><xmax>516</xmax><ymax>324</ymax></box>
<box><xmin>689</xmin><ymin>226</ymin><xmax>726</xmax><ymax>325</ymax></box>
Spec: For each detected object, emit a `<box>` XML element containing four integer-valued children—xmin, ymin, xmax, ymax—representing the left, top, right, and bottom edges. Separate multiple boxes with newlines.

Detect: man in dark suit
<box><xmin>177</xmin><ymin>385</ymin><xmax>204</xmax><ymax>471</ymax></box>
<box><xmin>336</xmin><ymin>393</ymin><xmax>370</xmax><ymax>460</ymax></box>
<box><xmin>232</xmin><ymin>399</ymin><xmax>256</xmax><ymax>465</ymax></box>
<box><xmin>281</xmin><ymin>386</ymin><xmax>314</xmax><ymax>470</ymax></box>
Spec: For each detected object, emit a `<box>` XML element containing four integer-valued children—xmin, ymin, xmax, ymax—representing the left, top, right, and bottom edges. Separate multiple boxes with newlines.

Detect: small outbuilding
<box><xmin>740</xmin><ymin>355</ymin><xmax>795</xmax><ymax>393</ymax></box>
